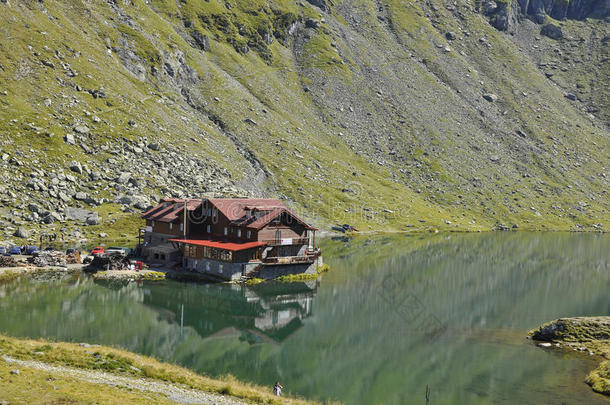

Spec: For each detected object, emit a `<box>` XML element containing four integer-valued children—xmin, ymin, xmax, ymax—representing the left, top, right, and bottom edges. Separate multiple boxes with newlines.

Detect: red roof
<box><xmin>143</xmin><ymin>198</ymin><xmax>316</xmax><ymax>230</ymax></box>
<box><xmin>168</xmin><ymin>238</ymin><xmax>267</xmax><ymax>252</ymax></box>
<box><xmin>207</xmin><ymin>198</ymin><xmax>286</xmax><ymax>221</ymax></box>
<box><xmin>142</xmin><ymin>199</ymin><xmax>201</xmax><ymax>223</ymax></box>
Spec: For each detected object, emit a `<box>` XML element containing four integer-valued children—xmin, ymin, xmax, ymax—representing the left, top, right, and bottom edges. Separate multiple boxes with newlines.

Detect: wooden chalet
<box><xmin>140</xmin><ymin>198</ymin><xmax>322</xmax><ymax>280</ymax></box>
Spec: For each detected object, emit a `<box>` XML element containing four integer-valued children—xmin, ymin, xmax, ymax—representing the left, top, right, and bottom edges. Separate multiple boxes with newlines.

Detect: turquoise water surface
<box><xmin>0</xmin><ymin>232</ymin><xmax>608</xmax><ymax>404</ymax></box>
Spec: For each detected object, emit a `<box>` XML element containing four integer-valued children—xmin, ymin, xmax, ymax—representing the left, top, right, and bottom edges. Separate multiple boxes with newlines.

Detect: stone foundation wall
<box><xmin>185</xmin><ymin>257</ymin><xmax>251</xmax><ymax>281</ymax></box>
<box><xmin>183</xmin><ymin>255</ymin><xmax>323</xmax><ymax>281</ymax></box>
<box><xmin>257</xmin><ymin>262</ymin><xmax>317</xmax><ymax>279</ymax></box>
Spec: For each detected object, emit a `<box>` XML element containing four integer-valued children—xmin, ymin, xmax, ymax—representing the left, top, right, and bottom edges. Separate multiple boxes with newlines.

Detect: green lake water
<box><xmin>0</xmin><ymin>232</ymin><xmax>609</xmax><ymax>404</ymax></box>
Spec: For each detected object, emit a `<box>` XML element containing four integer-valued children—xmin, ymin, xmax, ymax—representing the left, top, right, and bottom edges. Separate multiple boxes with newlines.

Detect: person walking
<box><xmin>273</xmin><ymin>381</ymin><xmax>283</xmax><ymax>397</ymax></box>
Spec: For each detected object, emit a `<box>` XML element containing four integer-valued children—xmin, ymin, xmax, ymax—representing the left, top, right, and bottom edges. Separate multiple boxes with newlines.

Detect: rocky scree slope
<box><xmin>0</xmin><ymin>0</ymin><xmax>607</xmax><ymax>241</ymax></box>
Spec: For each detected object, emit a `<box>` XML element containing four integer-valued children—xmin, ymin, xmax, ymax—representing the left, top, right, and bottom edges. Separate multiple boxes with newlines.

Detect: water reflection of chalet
<box><xmin>141</xmin><ymin>198</ymin><xmax>323</xmax><ymax>281</ymax></box>
<box><xmin>143</xmin><ymin>281</ymin><xmax>317</xmax><ymax>344</ymax></box>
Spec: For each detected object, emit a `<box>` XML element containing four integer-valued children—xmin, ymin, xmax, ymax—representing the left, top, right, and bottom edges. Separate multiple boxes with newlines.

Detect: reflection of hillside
<box><xmin>0</xmin><ymin>233</ymin><xmax>607</xmax><ymax>405</ymax></box>
<box><xmin>142</xmin><ymin>281</ymin><xmax>317</xmax><ymax>345</ymax></box>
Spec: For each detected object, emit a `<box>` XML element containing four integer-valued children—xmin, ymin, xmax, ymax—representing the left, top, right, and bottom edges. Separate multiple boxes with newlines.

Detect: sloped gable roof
<box><xmin>143</xmin><ymin>198</ymin><xmax>316</xmax><ymax>229</ymax></box>
<box><xmin>206</xmin><ymin>198</ymin><xmax>286</xmax><ymax>221</ymax></box>
<box><xmin>206</xmin><ymin>199</ymin><xmax>316</xmax><ymax>230</ymax></box>
<box><xmin>245</xmin><ymin>208</ymin><xmax>316</xmax><ymax>230</ymax></box>
<box><xmin>142</xmin><ymin>198</ymin><xmax>201</xmax><ymax>223</ymax></box>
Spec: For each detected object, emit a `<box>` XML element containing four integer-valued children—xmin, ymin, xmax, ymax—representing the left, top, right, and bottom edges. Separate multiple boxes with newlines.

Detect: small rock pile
<box><xmin>87</xmin><ymin>253</ymin><xmax>131</xmax><ymax>270</ymax></box>
<box><xmin>29</xmin><ymin>251</ymin><xmax>67</xmax><ymax>267</ymax></box>
<box><xmin>0</xmin><ymin>255</ymin><xmax>19</xmax><ymax>267</ymax></box>
<box><xmin>66</xmin><ymin>250</ymin><xmax>81</xmax><ymax>264</ymax></box>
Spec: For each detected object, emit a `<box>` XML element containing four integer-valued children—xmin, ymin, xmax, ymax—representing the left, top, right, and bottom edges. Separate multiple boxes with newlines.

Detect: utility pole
<box><xmin>183</xmin><ymin>198</ymin><xmax>187</xmax><ymax>239</ymax></box>
<box><xmin>180</xmin><ymin>303</ymin><xmax>184</xmax><ymax>337</ymax></box>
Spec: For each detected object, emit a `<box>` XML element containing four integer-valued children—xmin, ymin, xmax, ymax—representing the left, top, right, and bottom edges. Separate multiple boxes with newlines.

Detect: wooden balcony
<box><xmin>263</xmin><ymin>255</ymin><xmax>316</xmax><ymax>265</ymax></box>
<box><xmin>263</xmin><ymin>237</ymin><xmax>310</xmax><ymax>246</ymax></box>
<box><xmin>262</xmin><ymin>248</ymin><xmax>321</xmax><ymax>265</ymax></box>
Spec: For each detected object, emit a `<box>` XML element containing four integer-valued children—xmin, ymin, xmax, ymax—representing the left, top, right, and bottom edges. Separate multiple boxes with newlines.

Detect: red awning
<box><xmin>168</xmin><ymin>239</ymin><xmax>267</xmax><ymax>252</ymax></box>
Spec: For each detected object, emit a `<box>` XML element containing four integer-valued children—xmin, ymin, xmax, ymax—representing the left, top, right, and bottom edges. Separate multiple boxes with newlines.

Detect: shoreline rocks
<box><xmin>91</xmin><ymin>270</ymin><xmax>166</xmax><ymax>282</ymax></box>
<box><xmin>530</xmin><ymin>317</ymin><xmax>610</xmax><ymax>396</ymax></box>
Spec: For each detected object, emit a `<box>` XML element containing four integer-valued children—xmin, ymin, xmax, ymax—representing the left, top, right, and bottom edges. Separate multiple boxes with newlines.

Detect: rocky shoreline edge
<box><xmin>529</xmin><ymin>317</ymin><xmax>610</xmax><ymax>396</ymax></box>
<box><xmin>0</xmin><ymin>263</ymin><xmax>331</xmax><ymax>285</ymax></box>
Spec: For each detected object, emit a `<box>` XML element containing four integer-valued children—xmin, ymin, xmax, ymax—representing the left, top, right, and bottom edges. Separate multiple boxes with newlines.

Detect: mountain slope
<box><xmin>0</xmin><ymin>0</ymin><xmax>608</xmax><ymax>241</ymax></box>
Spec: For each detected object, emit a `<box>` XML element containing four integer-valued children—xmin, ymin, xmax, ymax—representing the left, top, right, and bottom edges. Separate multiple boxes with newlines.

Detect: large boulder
<box><xmin>541</xmin><ymin>23</ymin><xmax>563</xmax><ymax>40</ymax></box>
<box><xmin>305</xmin><ymin>0</ymin><xmax>328</xmax><ymax>12</ymax></box>
<box><xmin>482</xmin><ymin>1</ymin><xmax>498</xmax><ymax>15</ymax></box>
<box><xmin>64</xmin><ymin>134</ymin><xmax>76</xmax><ymax>145</ymax></box>
<box><xmin>483</xmin><ymin>93</ymin><xmax>499</xmax><ymax>102</ymax></box>
<box><xmin>86</xmin><ymin>214</ymin><xmax>100</xmax><ymax>225</ymax></box>
<box><xmin>13</xmin><ymin>226</ymin><xmax>30</xmax><ymax>238</ymax></box>
<box><xmin>68</xmin><ymin>161</ymin><xmax>83</xmax><ymax>174</ymax></box>
<box><xmin>116</xmin><ymin>172</ymin><xmax>131</xmax><ymax>184</ymax></box>
<box><xmin>191</xmin><ymin>31</ymin><xmax>210</xmax><ymax>51</ymax></box>
<box><xmin>65</xmin><ymin>207</ymin><xmax>97</xmax><ymax>223</ymax></box>
<box><xmin>73</xmin><ymin>125</ymin><xmax>90</xmax><ymax>134</ymax></box>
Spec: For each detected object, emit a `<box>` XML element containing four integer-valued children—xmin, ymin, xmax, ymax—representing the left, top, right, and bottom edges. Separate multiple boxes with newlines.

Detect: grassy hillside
<box><xmin>0</xmin><ymin>334</ymin><xmax>314</xmax><ymax>404</ymax></box>
<box><xmin>0</xmin><ymin>0</ymin><xmax>607</xmax><ymax>242</ymax></box>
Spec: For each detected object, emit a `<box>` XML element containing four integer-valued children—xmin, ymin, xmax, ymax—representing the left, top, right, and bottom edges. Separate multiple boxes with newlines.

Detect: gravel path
<box><xmin>2</xmin><ymin>355</ymin><xmax>247</xmax><ymax>404</ymax></box>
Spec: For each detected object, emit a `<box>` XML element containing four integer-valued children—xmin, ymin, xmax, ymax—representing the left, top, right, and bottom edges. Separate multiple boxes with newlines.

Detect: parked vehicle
<box><xmin>26</xmin><ymin>246</ymin><xmax>39</xmax><ymax>255</ymax></box>
<box><xmin>106</xmin><ymin>246</ymin><xmax>129</xmax><ymax>256</ymax></box>
<box><xmin>9</xmin><ymin>246</ymin><xmax>21</xmax><ymax>255</ymax></box>
<box><xmin>0</xmin><ymin>246</ymin><xmax>7</xmax><ymax>255</ymax></box>
<box><xmin>66</xmin><ymin>248</ymin><xmax>78</xmax><ymax>255</ymax></box>
<box><xmin>90</xmin><ymin>247</ymin><xmax>105</xmax><ymax>256</ymax></box>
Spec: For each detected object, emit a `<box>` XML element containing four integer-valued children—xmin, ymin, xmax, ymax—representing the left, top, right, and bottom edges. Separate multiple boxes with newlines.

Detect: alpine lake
<box><xmin>0</xmin><ymin>232</ymin><xmax>608</xmax><ymax>404</ymax></box>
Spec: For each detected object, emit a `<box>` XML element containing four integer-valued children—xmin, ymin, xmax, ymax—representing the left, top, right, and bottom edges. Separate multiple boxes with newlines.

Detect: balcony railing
<box><xmin>263</xmin><ymin>255</ymin><xmax>316</xmax><ymax>264</ymax></box>
<box><xmin>263</xmin><ymin>238</ymin><xmax>310</xmax><ymax>246</ymax></box>
<box><xmin>262</xmin><ymin>248</ymin><xmax>321</xmax><ymax>264</ymax></box>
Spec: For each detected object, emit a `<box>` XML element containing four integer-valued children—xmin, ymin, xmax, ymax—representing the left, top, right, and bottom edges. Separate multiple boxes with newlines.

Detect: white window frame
<box><xmin>169</xmin><ymin>223</ymin><xmax>173</xmax><ymax>230</ymax></box>
<box><xmin>223</xmin><ymin>227</ymin><xmax>228</xmax><ymax>236</ymax></box>
<box><xmin>237</xmin><ymin>229</ymin><xmax>241</xmax><ymax>237</ymax></box>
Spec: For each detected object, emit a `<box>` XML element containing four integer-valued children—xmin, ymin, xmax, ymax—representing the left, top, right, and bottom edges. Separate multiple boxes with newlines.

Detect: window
<box><xmin>206</xmin><ymin>224</ymin><xmax>211</xmax><ymax>233</ymax></box>
<box><xmin>237</xmin><ymin>229</ymin><xmax>242</xmax><ymax>238</ymax></box>
<box><xmin>169</xmin><ymin>223</ymin><xmax>173</xmax><ymax>230</ymax></box>
<box><xmin>179</xmin><ymin>223</ymin><xmax>184</xmax><ymax>231</ymax></box>
<box><xmin>220</xmin><ymin>250</ymin><xmax>232</xmax><ymax>261</ymax></box>
<box><xmin>223</xmin><ymin>227</ymin><xmax>228</xmax><ymax>236</ymax></box>
<box><xmin>186</xmin><ymin>245</ymin><xmax>198</xmax><ymax>258</ymax></box>
<box><xmin>151</xmin><ymin>220</ymin><xmax>155</xmax><ymax>227</ymax></box>
<box><xmin>246</xmin><ymin>230</ymin><xmax>251</xmax><ymax>239</ymax></box>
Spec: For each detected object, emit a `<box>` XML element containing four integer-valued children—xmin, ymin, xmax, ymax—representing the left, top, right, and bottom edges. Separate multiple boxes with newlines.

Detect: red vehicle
<box><xmin>90</xmin><ymin>247</ymin><xmax>105</xmax><ymax>256</ymax></box>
